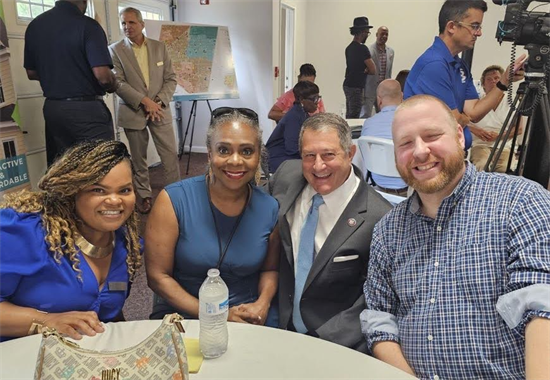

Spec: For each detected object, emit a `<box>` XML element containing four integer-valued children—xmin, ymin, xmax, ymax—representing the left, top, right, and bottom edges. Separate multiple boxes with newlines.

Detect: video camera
<box><xmin>494</xmin><ymin>0</ymin><xmax>550</xmax><ymax>45</ymax></box>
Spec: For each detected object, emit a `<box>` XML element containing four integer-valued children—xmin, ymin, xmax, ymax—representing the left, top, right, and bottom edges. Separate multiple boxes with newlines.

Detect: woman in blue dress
<box><xmin>146</xmin><ymin>107</ymin><xmax>280</xmax><ymax>326</ymax></box>
<box><xmin>0</xmin><ymin>140</ymin><xmax>142</xmax><ymax>341</ymax></box>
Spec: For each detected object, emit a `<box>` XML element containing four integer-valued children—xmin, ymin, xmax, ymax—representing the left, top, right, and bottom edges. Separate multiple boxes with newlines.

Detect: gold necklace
<box><xmin>74</xmin><ymin>232</ymin><xmax>115</xmax><ymax>259</ymax></box>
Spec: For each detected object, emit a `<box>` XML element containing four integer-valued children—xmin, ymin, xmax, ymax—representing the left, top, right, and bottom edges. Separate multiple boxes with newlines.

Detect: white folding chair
<box><xmin>357</xmin><ymin>136</ymin><xmax>407</xmax><ymax>206</ymax></box>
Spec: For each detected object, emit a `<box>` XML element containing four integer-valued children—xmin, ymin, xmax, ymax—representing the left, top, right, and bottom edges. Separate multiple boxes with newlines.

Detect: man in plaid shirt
<box><xmin>361</xmin><ymin>95</ymin><xmax>550</xmax><ymax>379</ymax></box>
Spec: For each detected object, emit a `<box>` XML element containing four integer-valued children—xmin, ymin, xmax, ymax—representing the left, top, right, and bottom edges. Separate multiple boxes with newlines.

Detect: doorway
<box><xmin>280</xmin><ymin>4</ymin><xmax>295</xmax><ymax>96</ymax></box>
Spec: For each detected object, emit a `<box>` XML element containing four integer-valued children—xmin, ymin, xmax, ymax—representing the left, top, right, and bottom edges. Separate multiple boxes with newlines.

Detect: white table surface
<box><xmin>0</xmin><ymin>319</ymin><xmax>415</xmax><ymax>379</ymax></box>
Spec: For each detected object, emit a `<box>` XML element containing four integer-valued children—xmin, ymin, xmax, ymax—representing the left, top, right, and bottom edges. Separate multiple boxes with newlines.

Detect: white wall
<box><xmin>176</xmin><ymin>0</ymin><xmax>275</xmax><ymax>151</ymax></box>
<box><xmin>304</xmin><ymin>1</ymin><xmax>527</xmax><ymax>115</ymax></box>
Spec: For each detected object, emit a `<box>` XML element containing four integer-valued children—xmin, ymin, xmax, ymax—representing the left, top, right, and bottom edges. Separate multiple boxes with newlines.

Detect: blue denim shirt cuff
<box><xmin>360</xmin><ymin>309</ymin><xmax>399</xmax><ymax>336</ymax></box>
<box><xmin>496</xmin><ymin>284</ymin><xmax>550</xmax><ymax>329</ymax></box>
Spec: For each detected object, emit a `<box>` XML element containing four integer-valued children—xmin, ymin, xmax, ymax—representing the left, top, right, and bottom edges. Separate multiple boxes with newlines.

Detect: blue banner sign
<box><xmin>0</xmin><ymin>154</ymin><xmax>30</xmax><ymax>191</ymax></box>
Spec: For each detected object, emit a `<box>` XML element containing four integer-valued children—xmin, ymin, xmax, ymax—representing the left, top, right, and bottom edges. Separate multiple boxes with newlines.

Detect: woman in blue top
<box><xmin>266</xmin><ymin>81</ymin><xmax>320</xmax><ymax>173</ymax></box>
<box><xmin>146</xmin><ymin>107</ymin><xmax>280</xmax><ymax>326</ymax></box>
<box><xmin>0</xmin><ymin>140</ymin><xmax>142</xmax><ymax>341</ymax></box>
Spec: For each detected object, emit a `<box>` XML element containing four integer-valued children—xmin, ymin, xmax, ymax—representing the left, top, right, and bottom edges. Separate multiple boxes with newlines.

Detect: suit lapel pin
<box><xmin>347</xmin><ymin>218</ymin><xmax>357</xmax><ymax>227</ymax></box>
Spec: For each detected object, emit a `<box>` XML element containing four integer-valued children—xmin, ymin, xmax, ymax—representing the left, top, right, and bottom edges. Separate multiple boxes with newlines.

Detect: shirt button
<box><xmin>428</xmin><ymin>334</ymin><xmax>434</xmax><ymax>341</ymax></box>
<box><xmin>436</xmin><ymin>226</ymin><xmax>442</xmax><ymax>232</ymax></box>
<box><xmin>434</xmin><ymin>261</ymin><xmax>439</xmax><ymax>267</ymax></box>
<box><xmin>434</xmin><ymin>375</ymin><xmax>440</xmax><ymax>380</ymax></box>
<box><xmin>430</xmin><ymin>298</ymin><xmax>436</xmax><ymax>304</ymax></box>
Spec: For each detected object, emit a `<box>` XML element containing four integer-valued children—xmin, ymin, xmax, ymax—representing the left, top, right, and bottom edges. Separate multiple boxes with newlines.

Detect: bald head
<box><xmin>376</xmin><ymin>26</ymin><xmax>389</xmax><ymax>46</ymax></box>
<box><xmin>376</xmin><ymin>79</ymin><xmax>402</xmax><ymax>109</ymax></box>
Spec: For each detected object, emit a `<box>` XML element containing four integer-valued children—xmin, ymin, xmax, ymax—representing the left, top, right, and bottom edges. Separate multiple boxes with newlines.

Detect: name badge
<box><xmin>157</xmin><ymin>61</ymin><xmax>164</xmax><ymax>66</ymax></box>
<box><xmin>108</xmin><ymin>282</ymin><xmax>128</xmax><ymax>291</ymax></box>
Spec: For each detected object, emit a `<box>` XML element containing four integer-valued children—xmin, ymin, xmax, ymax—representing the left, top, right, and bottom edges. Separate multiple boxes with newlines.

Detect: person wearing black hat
<box><xmin>343</xmin><ymin>17</ymin><xmax>376</xmax><ymax>119</ymax></box>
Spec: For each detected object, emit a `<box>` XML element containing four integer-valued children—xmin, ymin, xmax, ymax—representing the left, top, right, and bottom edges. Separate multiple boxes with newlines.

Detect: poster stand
<box><xmin>174</xmin><ymin>98</ymin><xmax>214</xmax><ymax>175</ymax></box>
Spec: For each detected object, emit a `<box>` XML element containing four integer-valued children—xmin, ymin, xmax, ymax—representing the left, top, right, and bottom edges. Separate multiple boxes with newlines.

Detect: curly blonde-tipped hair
<box><xmin>0</xmin><ymin>140</ymin><xmax>142</xmax><ymax>281</ymax></box>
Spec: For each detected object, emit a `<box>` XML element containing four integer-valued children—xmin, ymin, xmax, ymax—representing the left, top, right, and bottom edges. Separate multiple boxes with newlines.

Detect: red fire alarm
<box><xmin>200</xmin><ymin>0</ymin><xmax>209</xmax><ymax>4</ymax></box>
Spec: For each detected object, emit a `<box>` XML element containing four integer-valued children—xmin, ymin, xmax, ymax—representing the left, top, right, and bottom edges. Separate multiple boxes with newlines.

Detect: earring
<box><xmin>255</xmin><ymin>166</ymin><xmax>262</xmax><ymax>185</ymax></box>
<box><xmin>207</xmin><ymin>163</ymin><xmax>213</xmax><ymax>182</ymax></box>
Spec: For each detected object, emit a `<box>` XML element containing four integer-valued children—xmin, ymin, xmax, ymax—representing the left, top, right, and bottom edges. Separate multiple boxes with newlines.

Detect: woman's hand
<box><xmin>236</xmin><ymin>300</ymin><xmax>270</xmax><ymax>326</ymax></box>
<box><xmin>43</xmin><ymin>311</ymin><xmax>104</xmax><ymax>340</ymax></box>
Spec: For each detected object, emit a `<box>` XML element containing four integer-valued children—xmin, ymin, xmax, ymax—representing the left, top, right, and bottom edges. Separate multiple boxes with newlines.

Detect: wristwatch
<box><xmin>496</xmin><ymin>81</ymin><xmax>508</xmax><ymax>91</ymax></box>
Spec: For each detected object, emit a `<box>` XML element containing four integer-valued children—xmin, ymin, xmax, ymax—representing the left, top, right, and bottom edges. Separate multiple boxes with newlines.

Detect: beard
<box><xmin>397</xmin><ymin>140</ymin><xmax>465</xmax><ymax>194</ymax></box>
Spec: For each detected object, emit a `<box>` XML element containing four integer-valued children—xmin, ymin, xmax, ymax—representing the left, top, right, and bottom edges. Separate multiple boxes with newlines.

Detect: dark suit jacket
<box><xmin>268</xmin><ymin>160</ymin><xmax>391</xmax><ymax>353</ymax></box>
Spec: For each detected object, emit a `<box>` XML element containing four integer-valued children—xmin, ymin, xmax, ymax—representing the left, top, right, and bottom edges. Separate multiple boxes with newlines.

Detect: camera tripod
<box><xmin>483</xmin><ymin>63</ymin><xmax>550</xmax><ymax>190</ymax></box>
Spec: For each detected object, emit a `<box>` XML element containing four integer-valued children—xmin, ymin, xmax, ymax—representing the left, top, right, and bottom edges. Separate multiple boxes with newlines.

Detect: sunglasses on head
<box><xmin>212</xmin><ymin>107</ymin><xmax>259</xmax><ymax>122</ymax></box>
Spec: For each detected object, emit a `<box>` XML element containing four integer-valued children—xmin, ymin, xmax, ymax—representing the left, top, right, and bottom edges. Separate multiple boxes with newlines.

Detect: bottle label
<box><xmin>205</xmin><ymin>298</ymin><xmax>229</xmax><ymax>315</ymax></box>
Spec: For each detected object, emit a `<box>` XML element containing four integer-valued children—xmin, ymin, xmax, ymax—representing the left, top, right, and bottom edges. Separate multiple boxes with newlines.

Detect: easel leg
<box><xmin>176</xmin><ymin>101</ymin><xmax>183</xmax><ymax>158</ymax></box>
<box><xmin>179</xmin><ymin>100</ymin><xmax>197</xmax><ymax>160</ymax></box>
<box><xmin>186</xmin><ymin>102</ymin><xmax>198</xmax><ymax>175</ymax></box>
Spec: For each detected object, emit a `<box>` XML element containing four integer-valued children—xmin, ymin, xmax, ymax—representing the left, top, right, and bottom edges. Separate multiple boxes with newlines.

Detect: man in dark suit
<box><xmin>268</xmin><ymin>113</ymin><xmax>391</xmax><ymax>352</ymax></box>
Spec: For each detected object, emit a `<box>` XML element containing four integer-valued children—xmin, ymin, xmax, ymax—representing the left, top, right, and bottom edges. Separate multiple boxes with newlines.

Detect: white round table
<box><xmin>0</xmin><ymin>319</ymin><xmax>415</xmax><ymax>379</ymax></box>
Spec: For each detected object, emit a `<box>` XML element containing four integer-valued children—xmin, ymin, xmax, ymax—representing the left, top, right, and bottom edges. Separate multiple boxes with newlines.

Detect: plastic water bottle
<box><xmin>199</xmin><ymin>268</ymin><xmax>229</xmax><ymax>358</ymax></box>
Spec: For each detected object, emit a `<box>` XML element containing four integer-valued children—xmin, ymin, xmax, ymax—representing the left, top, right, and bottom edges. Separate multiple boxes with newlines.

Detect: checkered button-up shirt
<box><xmin>362</xmin><ymin>163</ymin><xmax>550</xmax><ymax>380</ymax></box>
<box><xmin>377</xmin><ymin>46</ymin><xmax>387</xmax><ymax>84</ymax></box>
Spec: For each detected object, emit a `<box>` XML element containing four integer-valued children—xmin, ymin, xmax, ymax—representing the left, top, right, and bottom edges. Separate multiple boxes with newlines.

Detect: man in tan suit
<box><xmin>109</xmin><ymin>7</ymin><xmax>180</xmax><ymax>213</ymax></box>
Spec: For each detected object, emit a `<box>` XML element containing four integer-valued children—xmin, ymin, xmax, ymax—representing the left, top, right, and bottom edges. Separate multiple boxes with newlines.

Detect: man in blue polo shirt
<box><xmin>404</xmin><ymin>0</ymin><xmax>524</xmax><ymax>152</ymax></box>
<box><xmin>24</xmin><ymin>0</ymin><xmax>117</xmax><ymax>166</ymax></box>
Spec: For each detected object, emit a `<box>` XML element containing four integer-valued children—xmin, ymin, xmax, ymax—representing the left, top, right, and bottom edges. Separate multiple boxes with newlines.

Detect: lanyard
<box><xmin>206</xmin><ymin>177</ymin><xmax>251</xmax><ymax>269</ymax></box>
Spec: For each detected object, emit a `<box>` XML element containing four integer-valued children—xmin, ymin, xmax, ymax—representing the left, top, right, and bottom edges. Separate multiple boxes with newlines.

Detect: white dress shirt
<box><xmin>286</xmin><ymin>167</ymin><xmax>360</xmax><ymax>272</ymax></box>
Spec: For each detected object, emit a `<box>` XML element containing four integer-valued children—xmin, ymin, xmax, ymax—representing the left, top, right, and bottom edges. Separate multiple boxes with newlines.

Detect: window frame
<box><xmin>117</xmin><ymin>1</ymin><xmax>166</xmax><ymax>21</ymax></box>
<box><xmin>15</xmin><ymin>0</ymin><xmax>95</xmax><ymax>24</ymax></box>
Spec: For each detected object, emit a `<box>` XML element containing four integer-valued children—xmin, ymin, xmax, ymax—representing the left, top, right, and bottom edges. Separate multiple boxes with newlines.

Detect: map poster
<box><xmin>145</xmin><ymin>21</ymin><xmax>239</xmax><ymax>101</ymax></box>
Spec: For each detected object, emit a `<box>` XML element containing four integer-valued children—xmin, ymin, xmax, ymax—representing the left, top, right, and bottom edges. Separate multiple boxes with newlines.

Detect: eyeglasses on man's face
<box><xmin>212</xmin><ymin>107</ymin><xmax>259</xmax><ymax>122</ymax></box>
<box><xmin>305</xmin><ymin>95</ymin><xmax>322</xmax><ymax>104</ymax></box>
<box><xmin>456</xmin><ymin>21</ymin><xmax>483</xmax><ymax>33</ymax></box>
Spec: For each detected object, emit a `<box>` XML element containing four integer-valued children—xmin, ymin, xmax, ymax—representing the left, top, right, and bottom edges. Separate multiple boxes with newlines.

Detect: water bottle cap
<box><xmin>207</xmin><ymin>268</ymin><xmax>220</xmax><ymax>277</ymax></box>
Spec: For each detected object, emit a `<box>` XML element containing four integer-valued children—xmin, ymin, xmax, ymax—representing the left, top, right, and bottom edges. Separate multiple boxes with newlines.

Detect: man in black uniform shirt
<box><xmin>24</xmin><ymin>0</ymin><xmax>117</xmax><ymax>166</ymax></box>
<box><xmin>343</xmin><ymin>16</ymin><xmax>376</xmax><ymax>119</ymax></box>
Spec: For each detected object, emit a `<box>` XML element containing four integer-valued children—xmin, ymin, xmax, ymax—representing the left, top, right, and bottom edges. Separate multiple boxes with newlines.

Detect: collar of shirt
<box><xmin>288</xmin><ymin>166</ymin><xmax>360</xmax><ymax>267</ymax></box>
<box><xmin>302</xmin><ymin>165</ymin><xmax>359</xmax><ymax>214</ymax></box>
<box><xmin>409</xmin><ymin>161</ymin><xmax>475</xmax><ymax>217</ymax></box>
<box><xmin>433</xmin><ymin>36</ymin><xmax>458</xmax><ymax>65</ymax></box>
<box><xmin>128</xmin><ymin>37</ymin><xmax>147</xmax><ymax>48</ymax></box>
<box><xmin>292</xmin><ymin>103</ymin><xmax>310</xmax><ymax>117</ymax></box>
<box><xmin>376</xmin><ymin>44</ymin><xmax>387</xmax><ymax>53</ymax></box>
<box><xmin>56</xmin><ymin>0</ymin><xmax>83</xmax><ymax>15</ymax></box>
<box><xmin>380</xmin><ymin>105</ymin><xmax>398</xmax><ymax>113</ymax></box>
